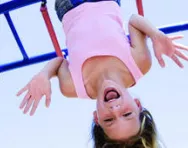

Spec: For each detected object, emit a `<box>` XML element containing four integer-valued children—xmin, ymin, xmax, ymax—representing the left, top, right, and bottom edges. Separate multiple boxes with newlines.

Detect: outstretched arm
<box><xmin>17</xmin><ymin>57</ymin><xmax>64</xmax><ymax>116</ymax></box>
<box><xmin>40</xmin><ymin>57</ymin><xmax>64</xmax><ymax>79</ymax></box>
<box><xmin>128</xmin><ymin>14</ymin><xmax>151</xmax><ymax>74</ymax></box>
<box><xmin>129</xmin><ymin>14</ymin><xmax>188</xmax><ymax>68</ymax></box>
<box><xmin>129</xmin><ymin>14</ymin><xmax>159</xmax><ymax>41</ymax></box>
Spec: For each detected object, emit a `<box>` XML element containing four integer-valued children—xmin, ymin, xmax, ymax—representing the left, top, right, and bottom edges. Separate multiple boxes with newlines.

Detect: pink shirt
<box><xmin>62</xmin><ymin>1</ymin><xmax>143</xmax><ymax>99</ymax></box>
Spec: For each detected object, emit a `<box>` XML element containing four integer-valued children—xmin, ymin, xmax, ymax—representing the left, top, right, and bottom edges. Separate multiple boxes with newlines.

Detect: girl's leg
<box><xmin>55</xmin><ymin>0</ymin><xmax>74</xmax><ymax>22</ymax></box>
<box><xmin>55</xmin><ymin>0</ymin><xmax>121</xmax><ymax>22</ymax></box>
<box><xmin>116</xmin><ymin>0</ymin><xmax>121</xmax><ymax>6</ymax></box>
<box><xmin>93</xmin><ymin>0</ymin><xmax>121</xmax><ymax>6</ymax></box>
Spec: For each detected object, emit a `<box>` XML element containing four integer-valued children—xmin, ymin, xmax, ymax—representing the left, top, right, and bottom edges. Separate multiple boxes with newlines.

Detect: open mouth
<box><xmin>104</xmin><ymin>87</ymin><xmax>120</xmax><ymax>102</ymax></box>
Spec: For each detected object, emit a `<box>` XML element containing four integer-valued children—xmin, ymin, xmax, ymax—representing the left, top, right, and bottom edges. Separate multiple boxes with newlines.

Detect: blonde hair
<box><xmin>136</xmin><ymin>109</ymin><xmax>161</xmax><ymax>148</ymax></box>
<box><xmin>91</xmin><ymin>108</ymin><xmax>164</xmax><ymax>148</ymax></box>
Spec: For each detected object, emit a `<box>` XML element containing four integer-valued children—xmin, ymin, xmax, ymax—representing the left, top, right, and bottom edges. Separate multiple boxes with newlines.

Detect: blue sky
<box><xmin>0</xmin><ymin>0</ymin><xmax>188</xmax><ymax>148</ymax></box>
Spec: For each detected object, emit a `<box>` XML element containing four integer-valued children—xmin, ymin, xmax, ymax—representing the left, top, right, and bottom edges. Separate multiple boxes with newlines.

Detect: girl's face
<box><xmin>94</xmin><ymin>80</ymin><xmax>141</xmax><ymax>141</ymax></box>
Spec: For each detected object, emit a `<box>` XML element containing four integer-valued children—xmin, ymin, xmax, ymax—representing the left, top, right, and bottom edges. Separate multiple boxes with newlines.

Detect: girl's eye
<box><xmin>104</xmin><ymin>118</ymin><xmax>113</xmax><ymax>122</ymax></box>
<box><xmin>123</xmin><ymin>112</ymin><xmax>132</xmax><ymax>117</ymax></box>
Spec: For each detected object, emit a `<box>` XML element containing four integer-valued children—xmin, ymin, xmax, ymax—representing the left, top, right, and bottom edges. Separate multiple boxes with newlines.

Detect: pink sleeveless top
<box><xmin>62</xmin><ymin>1</ymin><xmax>143</xmax><ymax>99</ymax></box>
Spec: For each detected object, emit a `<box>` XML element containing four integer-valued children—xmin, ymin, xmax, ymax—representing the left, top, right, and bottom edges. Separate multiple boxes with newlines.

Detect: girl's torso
<box><xmin>59</xmin><ymin>1</ymin><xmax>151</xmax><ymax>98</ymax></box>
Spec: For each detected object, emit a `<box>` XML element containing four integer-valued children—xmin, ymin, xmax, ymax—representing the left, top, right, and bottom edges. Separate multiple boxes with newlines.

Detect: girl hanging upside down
<box><xmin>17</xmin><ymin>0</ymin><xmax>188</xmax><ymax>147</ymax></box>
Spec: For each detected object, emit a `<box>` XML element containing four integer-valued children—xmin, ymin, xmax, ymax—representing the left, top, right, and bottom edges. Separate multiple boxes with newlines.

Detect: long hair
<box><xmin>91</xmin><ymin>108</ymin><xmax>163</xmax><ymax>148</ymax></box>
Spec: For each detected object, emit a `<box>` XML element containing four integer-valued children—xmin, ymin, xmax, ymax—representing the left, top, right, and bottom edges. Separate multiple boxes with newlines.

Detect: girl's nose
<box><xmin>110</xmin><ymin>104</ymin><xmax>121</xmax><ymax>111</ymax></box>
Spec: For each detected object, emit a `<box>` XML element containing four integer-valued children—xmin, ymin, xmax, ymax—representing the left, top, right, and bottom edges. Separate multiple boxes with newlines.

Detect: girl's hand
<box><xmin>152</xmin><ymin>32</ymin><xmax>188</xmax><ymax>68</ymax></box>
<box><xmin>16</xmin><ymin>72</ymin><xmax>52</xmax><ymax>116</ymax></box>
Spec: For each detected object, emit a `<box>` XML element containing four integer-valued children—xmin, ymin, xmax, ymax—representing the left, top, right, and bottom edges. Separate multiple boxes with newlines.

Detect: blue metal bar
<box><xmin>159</xmin><ymin>22</ymin><xmax>188</xmax><ymax>34</ymax></box>
<box><xmin>0</xmin><ymin>0</ymin><xmax>45</xmax><ymax>14</ymax></box>
<box><xmin>4</xmin><ymin>12</ymin><xmax>29</xmax><ymax>60</ymax></box>
<box><xmin>0</xmin><ymin>49</ymin><xmax>68</xmax><ymax>73</ymax></box>
<box><xmin>0</xmin><ymin>22</ymin><xmax>188</xmax><ymax>73</ymax></box>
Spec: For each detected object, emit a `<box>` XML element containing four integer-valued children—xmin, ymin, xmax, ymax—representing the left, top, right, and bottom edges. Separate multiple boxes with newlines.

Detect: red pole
<box><xmin>136</xmin><ymin>0</ymin><xmax>144</xmax><ymax>16</ymax></box>
<box><xmin>40</xmin><ymin>5</ymin><xmax>63</xmax><ymax>57</ymax></box>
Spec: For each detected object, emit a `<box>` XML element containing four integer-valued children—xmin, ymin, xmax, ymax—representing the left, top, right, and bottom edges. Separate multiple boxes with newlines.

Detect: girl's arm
<box><xmin>129</xmin><ymin>14</ymin><xmax>188</xmax><ymax>68</ymax></box>
<box><xmin>17</xmin><ymin>57</ymin><xmax>65</xmax><ymax>116</ymax></box>
<box><xmin>129</xmin><ymin>14</ymin><xmax>159</xmax><ymax>42</ymax></box>
<box><xmin>40</xmin><ymin>57</ymin><xmax>64</xmax><ymax>79</ymax></box>
<box><xmin>128</xmin><ymin>14</ymin><xmax>152</xmax><ymax>74</ymax></box>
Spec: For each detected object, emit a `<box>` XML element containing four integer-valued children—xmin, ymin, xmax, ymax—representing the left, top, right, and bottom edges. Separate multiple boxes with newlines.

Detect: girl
<box><xmin>17</xmin><ymin>0</ymin><xmax>188</xmax><ymax>147</ymax></box>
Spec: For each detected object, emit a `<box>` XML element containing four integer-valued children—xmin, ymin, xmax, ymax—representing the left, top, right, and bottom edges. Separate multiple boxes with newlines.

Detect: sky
<box><xmin>0</xmin><ymin>0</ymin><xmax>188</xmax><ymax>148</ymax></box>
